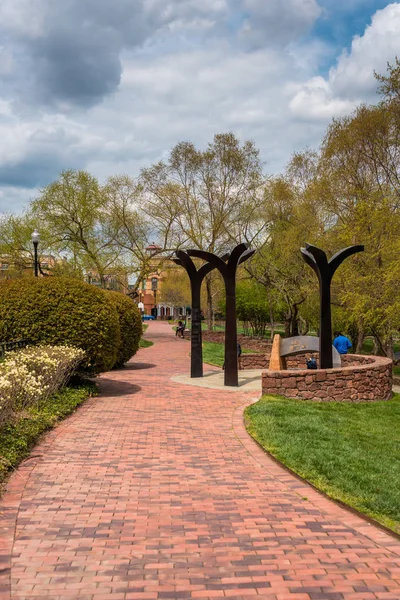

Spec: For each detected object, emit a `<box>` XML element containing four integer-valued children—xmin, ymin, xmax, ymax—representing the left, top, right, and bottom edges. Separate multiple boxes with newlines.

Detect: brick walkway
<box><xmin>1</xmin><ymin>320</ymin><xmax>400</xmax><ymax>600</ymax></box>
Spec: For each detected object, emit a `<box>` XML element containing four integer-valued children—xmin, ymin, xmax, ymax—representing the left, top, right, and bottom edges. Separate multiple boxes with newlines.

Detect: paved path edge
<box><xmin>232</xmin><ymin>400</ymin><xmax>400</xmax><ymax>553</ymax></box>
<box><xmin>0</xmin><ymin>395</ymin><xmax>98</xmax><ymax>600</ymax></box>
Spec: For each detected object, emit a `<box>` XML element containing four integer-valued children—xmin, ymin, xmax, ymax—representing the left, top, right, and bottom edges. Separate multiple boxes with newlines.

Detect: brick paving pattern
<box><xmin>1</xmin><ymin>320</ymin><xmax>400</xmax><ymax>600</ymax></box>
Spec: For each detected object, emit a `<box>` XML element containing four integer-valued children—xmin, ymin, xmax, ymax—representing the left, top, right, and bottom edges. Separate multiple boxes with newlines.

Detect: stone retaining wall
<box><xmin>239</xmin><ymin>355</ymin><xmax>269</xmax><ymax>369</ymax></box>
<box><xmin>262</xmin><ymin>354</ymin><xmax>392</xmax><ymax>402</ymax></box>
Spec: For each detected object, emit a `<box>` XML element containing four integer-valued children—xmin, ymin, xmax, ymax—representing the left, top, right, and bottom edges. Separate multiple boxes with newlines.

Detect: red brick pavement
<box><xmin>1</xmin><ymin>320</ymin><xmax>400</xmax><ymax>600</ymax></box>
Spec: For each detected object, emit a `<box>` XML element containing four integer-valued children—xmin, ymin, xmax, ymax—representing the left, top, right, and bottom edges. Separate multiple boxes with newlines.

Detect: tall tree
<box><xmin>103</xmin><ymin>174</ymin><xmax>178</xmax><ymax>293</ymax></box>
<box><xmin>316</xmin><ymin>98</ymin><xmax>400</xmax><ymax>356</ymax></box>
<box><xmin>141</xmin><ymin>133</ymin><xmax>265</xmax><ymax>328</ymax></box>
<box><xmin>32</xmin><ymin>170</ymin><xmax>121</xmax><ymax>287</ymax></box>
<box><xmin>0</xmin><ymin>212</ymin><xmax>54</xmax><ymax>277</ymax></box>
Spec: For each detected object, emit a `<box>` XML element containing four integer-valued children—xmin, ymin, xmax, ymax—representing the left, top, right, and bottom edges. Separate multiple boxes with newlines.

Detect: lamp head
<box><xmin>31</xmin><ymin>229</ymin><xmax>40</xmax><ymax>244</ymax></box>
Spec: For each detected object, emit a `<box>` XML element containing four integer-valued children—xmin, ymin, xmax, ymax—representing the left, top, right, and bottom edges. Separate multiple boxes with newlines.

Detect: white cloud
<box><xmin>290</xmin><ymin>3</ymin><xmax>400</xmax><ymax>120</ymax></box>
<box><xmin>1</xmin><ymin>1</ymin><xmax>400</xmax><ymax>213</ymax></box>
<box><xmin>289</xmin><ymin>76</ymin><xmax>355</xmax><ymax>120</ymax></box>
<box><xmin>330</xmin><ymin>3</ymin><xmax>400</xmax><ymax>97</ymax></box>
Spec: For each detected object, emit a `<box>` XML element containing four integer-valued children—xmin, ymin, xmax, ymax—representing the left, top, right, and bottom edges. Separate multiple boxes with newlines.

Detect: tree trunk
<box><xmin>269</xmin><ymin>303</ymin><xmax>275</xmax><ymax>339</ymax></box>
<box><xmin>383</xmin><ymin>335</ymin><xmax>394</xmax><ymax>358</ymax></box>
<box><xmin>299</xmin><ymin>317</ymin><xmax>309</xmax><ymax>335</ymax></box>
<box><xmin>355</xmin><ymin>323</ymin><xmax>365</xmax><ymax>354</ymax></box>
<box><xmin>290</xmin><ymin>304</ymin><xmax>300</xmax><ymax>336</ymax></box>
<box><xmin>284</xmin><ymin>312</ymin><xmax>291</xmax><ymax>338</ymax></box>
<box><xmin>372</xmin><ymin>333</ymin><xmax>391</xmax><ymax>357</ymax></box>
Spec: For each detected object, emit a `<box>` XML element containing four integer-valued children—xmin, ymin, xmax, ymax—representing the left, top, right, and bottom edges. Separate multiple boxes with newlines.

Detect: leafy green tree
<box><xmin>141</xmin><ymin>133</ymin><xmax>266</xmax><ymax>329</ymax></box>
<box><xmin>317</xmin><ymin>97</ymin><xmax>400</xmax><ymax>356</ymax></box>
<box><xmin>246</xmin><ymin>173</ymin><xmax>322</xmax><ymax>337</ymax></box>
<box><xmin>235</xmin><ymin>281</ymin><xmax>271</xmax><ymax>336</ymax></box>
<box><xmin>103</xmin><ymin>174</ymin><xmax>178</xmax><ymax>293</ymax></box>
<box><xmin>159</xmin><ymin>266</ymin><xmax>191</xmax><ymax>312</ymax></box>
<box><xmin>32</xmin><ymin>170</ymin><xmax>121</xmax><ymax>287</ymax></box>
<box><xmin>0</xmin><ymin>212</ymin><xmax>50</xmax><ymax>276</ymax></box>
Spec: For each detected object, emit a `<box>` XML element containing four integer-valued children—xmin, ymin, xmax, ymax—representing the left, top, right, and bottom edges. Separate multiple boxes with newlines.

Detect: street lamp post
<box><xmin>153</xmin><ymin>289</ymin><xmax>157</xmax><ymax>318</ymax></box>
<box><xmin>151</xmin><ymin>277</ymin><xmax>158</xmax><ymax>319</ymax></box>
<box><xmin>31</xmin><ymin>229</ymin><xmax>40</xmax><ymax>277</ymax></box>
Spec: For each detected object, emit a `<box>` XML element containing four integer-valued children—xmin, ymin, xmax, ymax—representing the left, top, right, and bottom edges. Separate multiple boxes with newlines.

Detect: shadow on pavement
<box><xmin>119</xmin><ymin>362</ymin><xmax>157</xmax><ymax>371</ymax></box>
<box><xmin>98</xmin><ymin>379</ymin><xmax>142</xmax><ymax>397</ymax></box>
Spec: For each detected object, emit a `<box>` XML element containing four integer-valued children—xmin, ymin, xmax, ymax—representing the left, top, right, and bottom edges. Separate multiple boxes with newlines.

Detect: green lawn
<box><xmin>202</xmin><ymin>341</ymin><xmax>254</xmax><ymax>367</ymax></box>
<box><xmin>139</xmin><ymin>323</ymin><xmax>154</xmax><ymax>348</ymax></box>
<box><xmin>202</xmin><ymin>341</ymin><xmax>225</xmax><ymax>367</ymax></box>
<box><xmin>246</xmin><ymin>394</ymin><xmax>400</xmax><ymax>533</ymax></box>
<box><xmin>139</xmin><ymin>338</ymin><xmax>154</xmax><ymax>348</ymax></box>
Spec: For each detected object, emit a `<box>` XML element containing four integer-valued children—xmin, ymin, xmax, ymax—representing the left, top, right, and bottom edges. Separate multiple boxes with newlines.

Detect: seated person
<box><xmin>176</xmin><ymin>320</ymin><xmax>185</xmax><ymax>338</ymax></box>
<box><xmin>306</xmin><ymin>355</ymin><xmax>317</xmax><ymax>369</ymax></box>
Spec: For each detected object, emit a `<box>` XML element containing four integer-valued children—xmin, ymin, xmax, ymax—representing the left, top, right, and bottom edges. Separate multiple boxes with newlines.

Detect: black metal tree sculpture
<box><xmin>173</xmin><ymin>251</ymin><xmax>228</xmax><ymax>378</ymax></box>
<box><xmin>300</xmin><ymin>243</ymin><xmax>364</xmax><ymax>369</ymax></box>
<box><xmin>187</xmin><ymin>243</ymin><xmax>255</xmax><ymax>386</ymax></box>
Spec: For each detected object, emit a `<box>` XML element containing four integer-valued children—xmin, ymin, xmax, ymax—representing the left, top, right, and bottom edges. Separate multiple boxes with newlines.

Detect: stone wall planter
<box><xmin>262</xmin><ymin>354</ymin><xmax>393</xmax><ymax>402</ymax></box>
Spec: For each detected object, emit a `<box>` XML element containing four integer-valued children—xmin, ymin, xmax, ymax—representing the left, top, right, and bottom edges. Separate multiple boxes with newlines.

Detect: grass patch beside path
<box><xmin>0</xmin><ymin>381</ymin><xmax>97</xmax><ymax>487</ymax></box>
<box><xmin>245</xmin><ymin>394</ymin><xmax>400</xmax><ymax>534</ymax></box>
<box><xmin>202</xmin><ymin>341</ymin><xmax>254</xmax><ymax>367</ymax></box>
<box><xmin>202</xmin><ymin>341</ymin><xmax>225</xmax><ymax>367</ymax></box>
<box><xmin>140</xmin><ymin>323</ymin><xmax>154</xmax><ymax>348</ymax></box>
<box><xmin>140</xmin><ymin>338</ymin><xmax>154</xmax><ymax>348</ymax></box>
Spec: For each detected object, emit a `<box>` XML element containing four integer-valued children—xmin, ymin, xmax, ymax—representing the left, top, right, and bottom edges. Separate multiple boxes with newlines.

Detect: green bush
<box><xmin>0</xmin><ymin>278</ymin><xmax>120</xmax><ymax>374</ymax></box>
<box><xmin>104</xmin><ymin>291</ymin><xmax>142</xmax><ymax>366</ymax></box>
<box><xmin>220</xmin><ymin>281</ymin><xmax>272</xmax><ymax>336</ymax></box>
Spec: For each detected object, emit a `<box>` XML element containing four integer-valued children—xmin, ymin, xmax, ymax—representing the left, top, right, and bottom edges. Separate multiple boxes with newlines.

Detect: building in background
<box><xmin>86</xmin><ymin>270</ymin><xmax>129</xmax><ymax>293</ymax></box>
<box><xmin>136</xmin><ymin>244</ymin><xmax>189</xmax><ymax>319</ymax></box>
<box><xmin>0</xmin><ymin>254</ymin><xmax>58</xmax><ymax>278</ymax></box>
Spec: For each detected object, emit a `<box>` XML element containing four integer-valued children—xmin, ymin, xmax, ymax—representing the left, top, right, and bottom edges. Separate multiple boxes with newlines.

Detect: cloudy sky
<box><xmin>1</xmin><ymin>0</ymin><xmax>400</xmax><ymax>213</ymax></box>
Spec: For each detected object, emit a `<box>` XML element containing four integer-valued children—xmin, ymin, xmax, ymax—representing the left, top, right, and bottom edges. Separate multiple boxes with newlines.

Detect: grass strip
<box><xmin>245</xmin><ymin>394</ymin><xmax>400</xmax><ymax>534</ymax></box>
<box><xmin>140</xmin><ymin>323</ymin><xmax>154</xmax><ymax>348</ymax></box>
<box><xmin>0</xmin><ymin>381</ymin><xmax>97</xmax><ymax>486</ymax></box>
<box><xmin>140</xmin><ymin>339</ymin><xmax>154</xmax><ymax>348</ymax></box>
<box><xmin>202</xmin><ymin>341</ymin><xmax>257</xmax><ymax>367</ymax></box>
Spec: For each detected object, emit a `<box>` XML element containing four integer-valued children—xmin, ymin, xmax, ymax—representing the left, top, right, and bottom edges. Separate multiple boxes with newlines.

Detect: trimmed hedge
<box><xmin>0</xmin><ymin>278</ymin><xmax>120</xmax><ymax>374</ymax></box>
<box><xmin>104</xmin><ymin>290</ymin><xmax>142</xmax><ymax>367</ymax></box>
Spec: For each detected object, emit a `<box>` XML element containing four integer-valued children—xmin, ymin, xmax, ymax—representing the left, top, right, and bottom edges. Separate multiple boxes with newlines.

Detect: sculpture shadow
<box><xmin>98</xmin><ymin>378</ymin><xmax>142</xmax><ymax>398</ymax></box>
<box><xmin>238</xmin><ymin>374</ymin><xmax>262</xmax><ymax>385</ymax></box>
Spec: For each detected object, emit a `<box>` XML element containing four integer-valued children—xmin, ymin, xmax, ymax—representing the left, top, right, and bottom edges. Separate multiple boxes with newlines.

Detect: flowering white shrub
<box><xmin>0</xmin><ymin>345</ymin><xmax>85</xmax><ymax>425</ymax></box>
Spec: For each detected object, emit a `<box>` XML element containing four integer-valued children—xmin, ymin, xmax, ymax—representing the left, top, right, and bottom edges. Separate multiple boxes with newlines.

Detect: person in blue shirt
<box><xmin>333</xmin><ymin>331</ymin><xmax>352</xmax><ymax>354</ymax></box>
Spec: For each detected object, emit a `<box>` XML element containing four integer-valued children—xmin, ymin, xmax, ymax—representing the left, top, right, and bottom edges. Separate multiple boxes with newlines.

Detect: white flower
<box><xmin>0</xmin><ymin>345</ymin><xmax>85</xmax><ymax>424</ymax></box>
